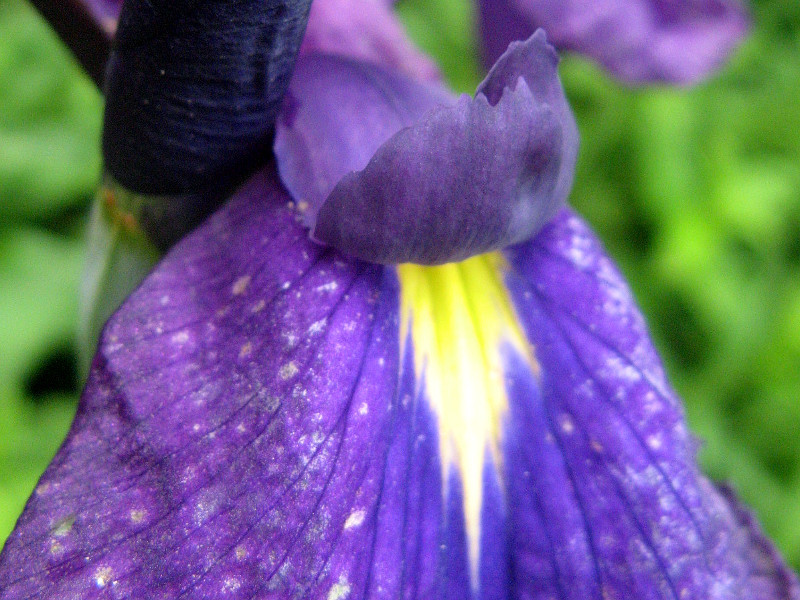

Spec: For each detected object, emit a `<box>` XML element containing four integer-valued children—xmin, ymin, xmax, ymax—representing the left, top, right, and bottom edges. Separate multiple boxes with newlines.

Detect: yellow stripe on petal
<box><xmin>397</xmin><ymin>252</ymin><xmax>537</xmax><ymax>580</ymax></box>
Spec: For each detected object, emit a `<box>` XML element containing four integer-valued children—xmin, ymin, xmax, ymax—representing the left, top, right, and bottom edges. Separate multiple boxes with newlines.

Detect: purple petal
<box><xmin>300</xmin><ymin>0</ymin><xmax>440</xmax><ymax>81</ymax></box>
<box><xmin>0</xmin><ymin>169</ymin><xmax>453</xmax><ymax>598</ymax></box>
<box><xmin>274</xmin><ymin>54</ymin><xmax>453</xmax><ymax>226</ymax></box>
<box><xmin>1</xmin><ymin>172</ymin><xmax>796</xmax><ymax>598</ymax></box>
<box><xmin>480</xmin><ymin>0</ymin><xmax>749</xmax><ymax>84</ymax></box>
<box><xmin>275</xmin><ymin>32</ymin><xmax>578</xmax><ymax>265</ymax></box>
<box><xmin>497</xmin><ymin>208</ymin><xmax>799</xmax><ymax>598</ymax></box>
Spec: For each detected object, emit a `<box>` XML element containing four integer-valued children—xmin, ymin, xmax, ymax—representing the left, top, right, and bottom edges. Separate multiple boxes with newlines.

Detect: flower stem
<box><xmin>28</xmin><ymin>0</ymin><xmax>112</xmax><ymax>88</ymax></box>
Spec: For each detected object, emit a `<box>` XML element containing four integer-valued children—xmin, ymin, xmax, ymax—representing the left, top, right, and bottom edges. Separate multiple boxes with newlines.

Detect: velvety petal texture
<box><xmin>1</xmin><ymin>169</ymin><xmax>796</xmax><ymax>599</ymax></box>
<box><xmin>275</xmin><ymin>32</ymin><xmax>579</xmax><ymax>265</ymax></box>
<box><xmin>479</xmin><ymin>0</ymin><xmax>749</xmax><ymax>84</ymax></box>
<box><xmin>103</xmin><ymin>0</ymin><xmax>312</xmax><ymax>195</ymax></box>
<box><xmin>300</xmin><ymin>0</ymin><xmax>441</xmax><ymax>81</ymax></box>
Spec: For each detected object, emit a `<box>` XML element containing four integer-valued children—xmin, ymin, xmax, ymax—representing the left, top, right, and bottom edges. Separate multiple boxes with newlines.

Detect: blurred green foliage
<box><xmin>0</xmin><ymin>0</ymin><xmax>798</xmax><ymax>571</ymax></box>
<box><xmin>0</xmin><ymin>0</ymin><xmax>101</xmax><ymax>544</ymax></box>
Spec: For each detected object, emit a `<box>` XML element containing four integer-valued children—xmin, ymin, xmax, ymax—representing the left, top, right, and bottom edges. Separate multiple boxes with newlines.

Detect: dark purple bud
<box><xmin>102</xmin><ymin>0</ymin><xmax>312</xmax><ymax>196</ymax></box>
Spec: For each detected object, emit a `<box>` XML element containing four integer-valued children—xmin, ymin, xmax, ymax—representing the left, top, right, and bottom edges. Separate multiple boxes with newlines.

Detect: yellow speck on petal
<box><xmin>232</xmin><ymin>275</ymin><xmax>251</xmax><ymax>296</ymax></box>
<box><xmin>239</xmin><ymin>342</ymin><xmax>253</xmax><ymax>359</ymax></box>
<box><xmin>130</xmin><ymin>509</ymin><xmax>146</xmax><ymax>524</ymax></box>
<box><xmin>279</xmin><ymin>361</ymin><xmax>299</xmax><ymax>380</ymax></box>
<box><xmin>397</xmin><ymin>252</ymin><xmax>536</xmax><ymax>584</ymax></box>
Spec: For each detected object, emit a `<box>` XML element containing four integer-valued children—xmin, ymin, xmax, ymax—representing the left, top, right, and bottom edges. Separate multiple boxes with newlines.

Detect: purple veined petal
<box><xmin>0</xmin><ymin>167</ymin><xmax>460</xmax><ymax>599</ymax></box>
<box><xmin>275</xmin><ymin>31</ymin><xmax>578</xmax><ymax>265</ymax></box>
<box><xmin>496</xmin><ymin>208</ymin><xmax>799</xmax><ymax>598</ymax></box>
<box><xmin>300</xmin><ymin>0</ymin><xmax>441</xmax><ymax>81</ymax></box>
<box><xmin>479</xmin><ymin>0</ymin><xmax>749</xmax><ymax>84</ymax></box>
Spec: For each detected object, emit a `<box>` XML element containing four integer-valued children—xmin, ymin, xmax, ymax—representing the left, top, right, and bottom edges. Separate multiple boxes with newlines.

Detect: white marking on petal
<box><xmin>344</xmin><ymin>510</ymin><xmax>366</xmax><ymax>530</ymax></box>
<box><xmin>94</xmin><ymin>566</ymin><xmax>113</xmax><ymax>588</ymax></box>
<box><xmin>327</xmin><ymin>577</ymin><xmax>351</xmax><ymax>600</ymax></box>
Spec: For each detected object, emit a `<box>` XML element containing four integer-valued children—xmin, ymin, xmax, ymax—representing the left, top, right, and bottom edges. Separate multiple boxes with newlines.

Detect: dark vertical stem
<box><xmin>28</xmin><ymin>0</ymin><xmax>113</xmax><ymax>89</ymax></box>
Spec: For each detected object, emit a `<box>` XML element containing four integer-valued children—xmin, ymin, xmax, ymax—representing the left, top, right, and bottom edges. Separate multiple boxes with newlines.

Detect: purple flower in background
<box><xmin>1</xmin><ymin>0</ymin><xmax>797</xmax><ymax>598</ymax></box>
<box><xmin>479</xmin><ymin>0</ymin><xmax>750</xmax><ymax>83</ymax></box>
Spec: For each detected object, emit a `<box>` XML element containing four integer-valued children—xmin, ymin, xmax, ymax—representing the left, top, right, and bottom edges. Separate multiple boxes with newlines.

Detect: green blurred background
<box><xmin>1</xmin><ymin>0</ymin><xmax>799</xmax><ymax>569</ymax></box>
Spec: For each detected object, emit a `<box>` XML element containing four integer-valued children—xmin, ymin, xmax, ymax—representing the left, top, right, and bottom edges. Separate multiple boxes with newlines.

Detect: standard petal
<box><xmin>498</xmin><ymin>208</ymin><xmax>799</xmax><ymax>599</ymax></box>
<box><xmin>300</xmin><ymin>0</ymin><xmax>440</xmax><ymax>81</ymax></box>
<box><xmin>275</xmin><ymin>33</ymin><xmax>578</xmax><ymax>265</ymax></box>
<box><xmin>274</xmin><ymin>54</ymin><xmax>453</xmax><ymax>228</ymax></box>
<box><xmin>0</xmin><ymin>168</ymin><xmax>459</xmax><ymax>599</ymax></box>
<box><xmin>479</xmin><ymin>0</ymin><xmax>749</xmax><ymax>84</ymax></box>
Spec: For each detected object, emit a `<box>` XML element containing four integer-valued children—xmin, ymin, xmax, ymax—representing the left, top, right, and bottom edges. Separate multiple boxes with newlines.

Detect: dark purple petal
<box><xmin>103</xmin><ymin>0</ymin><xmax>312</xmax><ymax>196</ymax></box>
<box><xmin>498</xmin><ymin>208</ymin><xmax>799</xmax><ymax>598</ymax></box>
<box><xmin>275</xmin><ymin>32</ymin><xmax>578</xmax><ymax>265</ymax></box>
<box><xmin>0</xmin><ymin>169</ymin><xmax>458</xmax><ymax>599</ymax></box>
<box><xmin>480</xmin><ymin>0</ymin><xmax>749</xmax><ymax>84</ymax></box>
<box><xmin>300</xmin><ymin>0</ymin><xmax>441</xmax><ymax>81</ymax></box>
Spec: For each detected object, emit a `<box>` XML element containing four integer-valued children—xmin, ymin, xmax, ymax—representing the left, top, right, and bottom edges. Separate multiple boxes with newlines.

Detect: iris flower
<box><xmin>1</xmin><ymin>0</ymin><xmax>798</xmax><ymax>598</ymax></box>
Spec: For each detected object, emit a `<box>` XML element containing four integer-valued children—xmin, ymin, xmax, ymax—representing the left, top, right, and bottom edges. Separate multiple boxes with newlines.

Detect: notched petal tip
<box><xmin>277</xmin><ymin>33</ymin><xmax>578</xmax><ymax>266</ymax></box>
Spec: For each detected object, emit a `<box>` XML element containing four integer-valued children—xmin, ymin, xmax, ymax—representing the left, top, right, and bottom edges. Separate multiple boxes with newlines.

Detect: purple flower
<box><xmin>1</xmin><ymin>0</ymin><xmax>796</xmax><ymax>599</ymax></box>
<box><xmin>478</xmin><ymin>0</ymin><xmax>750</xmax><ymax>84</ymax></box>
